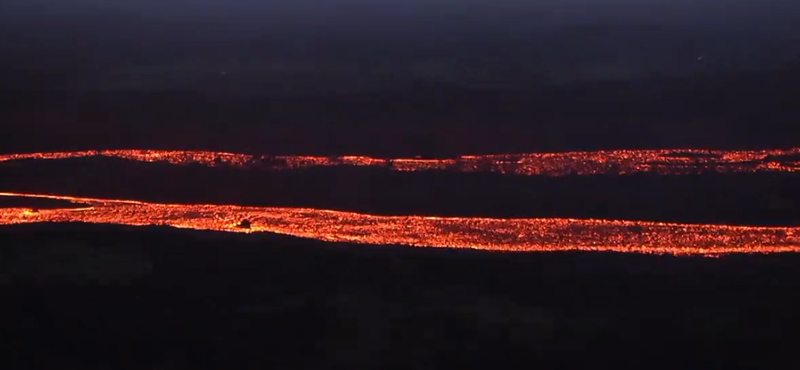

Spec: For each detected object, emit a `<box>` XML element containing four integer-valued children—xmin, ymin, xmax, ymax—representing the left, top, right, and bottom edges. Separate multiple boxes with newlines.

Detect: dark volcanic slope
<box><xmin>1</xmin><ymin>157</ymin><xmax>799</xmax><ymax>225</ymax></box>
<box><xmin>1</xmin><ymin>64</ymin><xmax>800</xmax><ymax>156</ymax></box>
<box><xmin>0</xmin><ymin>196</ymin><xmax>87</xmax><ymax>210</ymax></box>
<box><xmin>3</xmin><ymin>223</ymin><xmax>800</xmax><ymax>369</ymax></box>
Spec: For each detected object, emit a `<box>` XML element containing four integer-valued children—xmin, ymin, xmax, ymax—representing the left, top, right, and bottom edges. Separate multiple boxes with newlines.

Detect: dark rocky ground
<box><xmin>0</xmin><ymin>196</ymin><xmax>86</xmax><ymax>210</ymax></box>
<box><xmin>2</xmin><ymin>223</ymin><xmax>800</xmax><ymax>369</ymax></box>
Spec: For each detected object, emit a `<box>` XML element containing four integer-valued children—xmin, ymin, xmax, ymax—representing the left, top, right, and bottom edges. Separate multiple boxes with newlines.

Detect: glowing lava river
<box><xmin>1</xmin><ymin>191</ymin><xmax>799</xmax><ymax>257</ymax></box>
<box><xmin>1</xmin><ymin>147</ymin><xmax>799</xmax><ymax>175</ymax></box>
<box><xmin>2</xmin><ymin>148</ymin><xmax>799</xmax><ymax>256</ymax></box>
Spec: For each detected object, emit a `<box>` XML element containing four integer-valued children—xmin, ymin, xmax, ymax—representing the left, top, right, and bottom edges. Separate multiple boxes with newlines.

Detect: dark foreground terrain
<box><xmin>3</xmin><ymin>223</ymin><xmax>800</xmax><ymax>369</ymax></box>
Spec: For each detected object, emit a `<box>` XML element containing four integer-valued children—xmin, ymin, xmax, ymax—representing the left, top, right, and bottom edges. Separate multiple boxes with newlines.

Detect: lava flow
<box><xmin>0</xmin><ymin>148</ymin><xmax>798</xmax><ymax>176</ymax></box>
<box><xmin>2</xmin><ymin>192</ymin><xmax>798</xmax><ymax>256</ymax></box>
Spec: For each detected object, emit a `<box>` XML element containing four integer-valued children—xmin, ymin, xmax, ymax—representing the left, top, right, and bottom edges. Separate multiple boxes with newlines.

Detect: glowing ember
<box><xmin>1</xmin><ymin>192</ymin><xmax>798</xmax><ymax>257</ymax></box>
<box><xmin>0</xmin><ymin>148</ymin><xmax>798</xmax><ymax>175</ymax></box>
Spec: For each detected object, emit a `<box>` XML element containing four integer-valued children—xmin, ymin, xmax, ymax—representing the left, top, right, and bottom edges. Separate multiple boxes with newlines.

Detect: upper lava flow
<box><xmin>0</xmin><ymin>148</ymin><xmax>799</xmax><ymax>176</ymax></box>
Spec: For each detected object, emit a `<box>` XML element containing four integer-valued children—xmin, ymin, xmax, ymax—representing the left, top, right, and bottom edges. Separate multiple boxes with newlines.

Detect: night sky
<box><xmin>1</xmin><ymin>0</ymin><xmax>799</xmax><ymax>155</ymax></box>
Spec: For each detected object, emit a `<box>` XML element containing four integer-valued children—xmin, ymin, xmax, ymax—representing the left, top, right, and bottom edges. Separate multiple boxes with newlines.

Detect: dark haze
<box><xmin>1</xmin><ymin>0</ymin><xmax>799</xmax><ymax>155</ymax></box>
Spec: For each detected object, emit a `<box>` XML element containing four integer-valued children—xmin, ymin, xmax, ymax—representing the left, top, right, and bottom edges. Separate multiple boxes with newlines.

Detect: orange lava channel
<box><xmin>0</xmin><ymin>148</ymin><xmax>798</xmax><ymax>175</ymax></box>
<box><xmin>2</xmin><ymin>192</ymin><xmax>798</xmax><ymax>256</ymax></box>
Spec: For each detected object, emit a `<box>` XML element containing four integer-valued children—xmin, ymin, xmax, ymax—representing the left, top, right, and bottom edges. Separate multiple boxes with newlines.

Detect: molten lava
<box><xmin>1</xmin><ymin>192</ymin><xmax>798</xmax><ymax>256</ymax></box>
<box><xmin>0</xmin><ymin>148</ymin><xmax>798</xmax><ymax>175</ymax></box>
<box><xmin>2</xmin><ymin>149</ymin><xmax>799</xmax><ymax>256</ymax></box>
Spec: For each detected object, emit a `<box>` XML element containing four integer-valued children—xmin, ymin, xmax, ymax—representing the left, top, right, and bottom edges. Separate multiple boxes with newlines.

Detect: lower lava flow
<box><xmin>1</xmin><ymin>192</ymin><xmax>798</xmax><ymax>256</ymax></box>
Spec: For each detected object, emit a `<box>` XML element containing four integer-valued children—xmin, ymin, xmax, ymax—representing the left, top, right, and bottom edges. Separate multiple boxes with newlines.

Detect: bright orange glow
<box><xmin>1</xmin><ymin>192</ymin><xmax>798</xmax><ymax>257</ymax></box>
<box><xmin>2</xmin><ymin>149</ymin><xmax>798</xmax><ymax>256</ymax></box>
<box><xmin>0</xmin><ymin>148</ymin><xmax>798</xmax><ymax>175</ymax></box>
